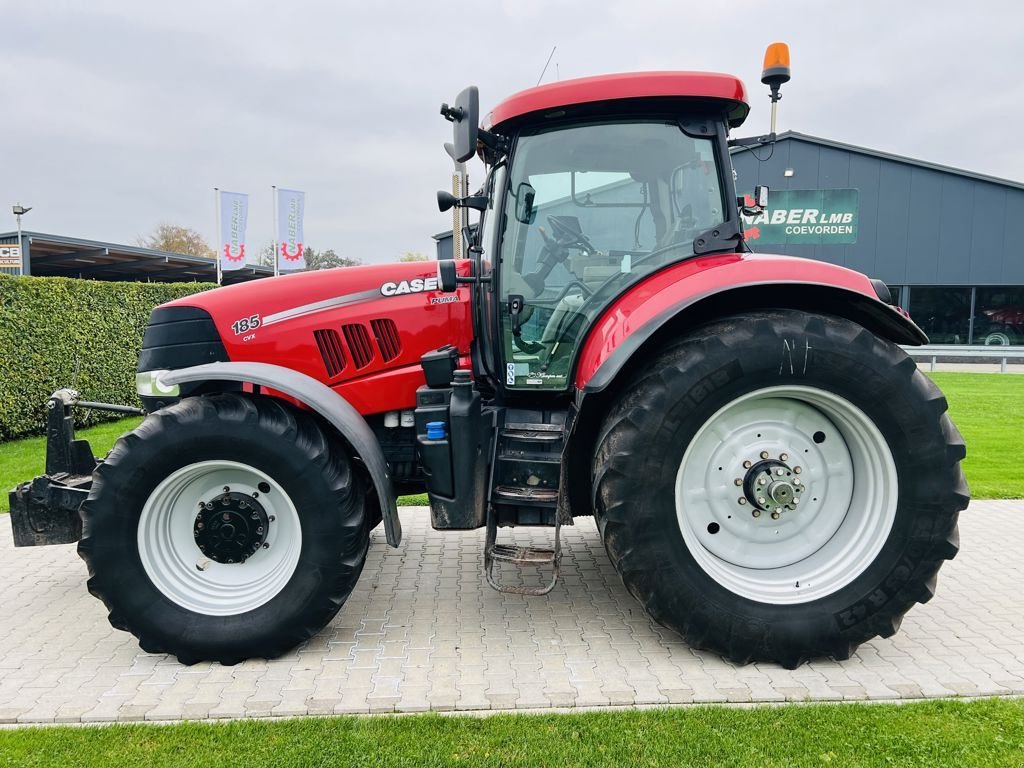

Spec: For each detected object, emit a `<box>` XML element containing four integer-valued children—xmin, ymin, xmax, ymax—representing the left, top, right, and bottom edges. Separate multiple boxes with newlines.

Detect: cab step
<box><xmin>492</xmin><ymin>485</ymin><xmax>559</xmax><ymax>503</ymax></box>
<box><xmin>484</xmin><ymin>509</ymin><xmax>561</xmax><ymax>596</ymax></box>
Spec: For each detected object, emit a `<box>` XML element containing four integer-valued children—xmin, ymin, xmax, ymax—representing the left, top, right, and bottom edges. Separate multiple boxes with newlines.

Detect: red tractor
<box><xmin>11</xmin><ymin>45</ymin><xmax>967</xmax><ymax>668</ymax></box>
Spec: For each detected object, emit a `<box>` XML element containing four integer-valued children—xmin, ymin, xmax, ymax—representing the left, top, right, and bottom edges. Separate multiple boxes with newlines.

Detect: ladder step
<box><xmin>493</xmin><ymin>485</ymin><xmax>558</xmax><ymax>503</ymax></box>
<box><xmin>500</xmin><ymin>428</ymin><xmax>562</xmax><ymax>443</ymax></box>
<box><xmin>505</xmin><ymin>422</ymin><xmax>562</xmax><ymax>432</ymax></box>
<box><xmin>488</xmin><ymin>544</ymin><xmax>556</xmax><ymax>565</ymax></box>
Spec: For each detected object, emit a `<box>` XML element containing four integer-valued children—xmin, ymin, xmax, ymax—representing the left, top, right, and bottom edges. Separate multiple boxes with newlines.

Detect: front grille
<box><xmin>371</xmin><ymin>318</ymin><xmax>402</xmax><ymax>362</ymax></box>
<box><xmin>138</xmin><ymin>306</ymin><xmax>228</xmax><ymax>372</ymax></box>
<box><xmin>343</xmin><ymin>323</ymin><xmax>375</xmax><ymax>368</ymax></box>
<box><xmin>313</xmin><ymin>329</ymin><xmax>347</xmax><ymax>377</ymax></box>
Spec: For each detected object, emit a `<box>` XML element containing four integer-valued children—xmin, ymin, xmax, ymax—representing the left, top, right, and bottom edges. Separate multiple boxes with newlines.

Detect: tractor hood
<box><xmin>140</xmin><ymin>260</ymin><xmax>474</xmax><ymax>414</ymax></box>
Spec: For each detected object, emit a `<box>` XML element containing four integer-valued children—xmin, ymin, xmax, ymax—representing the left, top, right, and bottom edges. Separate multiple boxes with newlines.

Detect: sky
<box><xmin>2</xmin><ymin>0</ymin><xmax>1021</xmax><ymax>264</ymax></box>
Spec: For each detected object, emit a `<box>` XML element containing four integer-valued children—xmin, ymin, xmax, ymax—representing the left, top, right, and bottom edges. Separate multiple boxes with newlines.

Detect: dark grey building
<box><xmin>732</xmin><ymin>132</ymin><xmax>1024</xmax><ymax>345</ymax></box>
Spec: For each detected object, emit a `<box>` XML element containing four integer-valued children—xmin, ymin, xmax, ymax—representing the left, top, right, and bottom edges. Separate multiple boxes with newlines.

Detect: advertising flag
<box><xmin>276</xmin><ymin>188</ymin><xmax>306</xmax><ymax>271</ymax></box>
<box><xmin>218</xmin><ymin>191</ymin><xmax>249</xmax><ymax>271</ymax></box>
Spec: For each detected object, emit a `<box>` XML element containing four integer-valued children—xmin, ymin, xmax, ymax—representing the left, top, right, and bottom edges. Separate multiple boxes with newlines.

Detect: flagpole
<box><xmin>214</xmin><ymin>187</ymin><xmax>222</xmax><ymax>286</ymax></box>
<box><xmin>272</xmin><ymin>185</ymin><xmax>279</xmax><ymax>278</ymax></box>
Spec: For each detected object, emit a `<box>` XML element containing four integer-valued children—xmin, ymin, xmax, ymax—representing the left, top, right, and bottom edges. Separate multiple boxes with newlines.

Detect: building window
<box><xmin>908</xmin><ymin>286</ymin><xmax>972</xmax><ymax>344</ymax></box>
<box><xmin>974</xmin><ymin>287</ymin><xmax>1024</xmax><ymax>346</ymax></box>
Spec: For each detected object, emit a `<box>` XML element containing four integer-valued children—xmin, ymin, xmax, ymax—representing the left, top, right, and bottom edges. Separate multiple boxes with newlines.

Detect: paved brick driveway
<box><xmin>0</xmin><ymin>500</ymin><xmax>1021</xmax><ymax>724</ymax></box>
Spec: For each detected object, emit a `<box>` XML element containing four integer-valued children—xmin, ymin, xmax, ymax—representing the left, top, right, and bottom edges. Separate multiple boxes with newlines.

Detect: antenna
<box><xmin>536</xmin><ymin>45</ymin><xmax>557</xmax><ymax>86</ymax></box>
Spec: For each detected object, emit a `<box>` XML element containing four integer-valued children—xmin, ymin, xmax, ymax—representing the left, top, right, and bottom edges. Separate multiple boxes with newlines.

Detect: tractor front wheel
<box><xmin>592</xmin><ymin>310</ymin><xmax>968</xmax><ymax>667</ymax></box>
<box><xmin>78</xmin><ymin>393</ymin><xmax>368</xmax><ymax>664</ymax></box>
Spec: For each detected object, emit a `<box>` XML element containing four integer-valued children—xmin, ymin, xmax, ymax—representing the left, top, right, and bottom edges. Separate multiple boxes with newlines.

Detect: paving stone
<box><xmin>0</xmin><ymin>502</ymin><xmax>1020</xmax><ymax>722</ymax></box>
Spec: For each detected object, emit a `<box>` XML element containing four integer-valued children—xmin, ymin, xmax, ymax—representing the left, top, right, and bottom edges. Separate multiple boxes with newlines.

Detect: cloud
<box><xmin>1</xmin><ymin>0</ymin><xmax>1020</xmax><ymax>262</ymax></box>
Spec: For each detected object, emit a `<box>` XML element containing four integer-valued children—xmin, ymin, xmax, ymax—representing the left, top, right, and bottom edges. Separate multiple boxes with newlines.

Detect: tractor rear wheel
<box><xmin>78</xmin><ymin>393</ymin><xmax>368</xmax><ymax>664</ymax></box>
<box><xmin>592</xmin><ymin>310</ymin><xmax>968</xmax><ymax>668</ymax></box>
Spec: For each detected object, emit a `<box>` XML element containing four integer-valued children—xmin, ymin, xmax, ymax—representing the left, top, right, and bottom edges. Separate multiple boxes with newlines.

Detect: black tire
<box><xmin>592</xmin><ymin>310</ymin><xmax>968</xmax><ymax>668</ymax></box>
<box><xmin>78</xmin><ymin>393</ymin><xmax>368</xmax><ymax>664</ymax></box>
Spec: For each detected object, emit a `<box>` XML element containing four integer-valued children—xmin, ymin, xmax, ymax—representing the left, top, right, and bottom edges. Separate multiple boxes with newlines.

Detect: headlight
<box><xmin>136</xmin><ymin>370</ymin><xmax>180</xmax><ymax>398</ymax></box>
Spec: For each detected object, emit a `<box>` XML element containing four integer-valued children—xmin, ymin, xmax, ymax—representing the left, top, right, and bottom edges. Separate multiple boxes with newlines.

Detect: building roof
<box><xmin>0</xmin><ymin>231</ymin><xmax>272</xmax><ymax>283</ymax></box>
<box><xmin>485</xmin><ymin>71</ymin><xmax>750</xmax><ymax>131</ymax></box>
<box><xmin>731</xmin><ymin>131</ymin><xmax>1024</xmax><ymax>191</ymax></box>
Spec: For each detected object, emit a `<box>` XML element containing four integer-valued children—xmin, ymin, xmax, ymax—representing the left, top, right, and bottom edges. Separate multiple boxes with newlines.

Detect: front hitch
<box><xmin>8</xmin><ymin>389</ymin><xmax>143</xmax><ymax>547</ymax></box>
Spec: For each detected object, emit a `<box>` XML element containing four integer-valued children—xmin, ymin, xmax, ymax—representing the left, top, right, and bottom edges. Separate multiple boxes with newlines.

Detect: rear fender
<box><xmin>574</xmin><ymin>254</ymin><xmax>925</xmax><ymax>394</ymax></box>
<box><xmin>159</xmin><ymin>362</ymin><xmax>401</xmax><ymax>547</ymax></box>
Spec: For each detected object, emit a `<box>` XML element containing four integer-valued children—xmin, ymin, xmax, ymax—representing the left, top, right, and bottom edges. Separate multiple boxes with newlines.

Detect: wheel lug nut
<box><xmin>780</xmin><ymin>453</ymin><xmax>789</xmax><ymax>461</ymax></box>
<box><xmin>793</xmin><ymin>498</ymin><xmax>800</xmax><ymax>505</ymax></box>
<box><xmin>743</xmin><ymin>460</ymin><xmax>752</xmax><ymax>469</ymax></box>
<box><xmin>738</xmin><ymin>498</ymin><xmax>747</xmax><ymax>505</ymax></box>
<box><xmin>776</xmin><ymin>468</ymin><xmax>785</xmax><ymax>476</ymax></box>
<box><xmin>752</xmin><ymin>509</ymin><xmax>761</xmax><ymax>518</ymax></box>
<box><xmin>771</xmin><ymin>511</ymin><xmax>781</xmax><ymax>520</ymax></box>
<box><xmin>223</xmin><ymin>486</ymin><xmax>230</xmax><ymax>493</ymax></box>
<box><xmin>760</xmin><ymin>451</ymin><xmax>769</xmax><ymax>460</ymax></box>
<box><xmin>794</xmin><ymin>467</ymin><xmax>802</xmax><ymax>474</ymax></box>
<box><xmin>758</xmin><ymin>477</ymin><xmax>767</xmax><ymax>486</ymax></box>
<box><xmin>757</xmin><ymin>496</ymin><xmax>766</xmax><ymax>505</ymax></box>
<box><xmin>263</xmin><ymin>543</ymin><xmax>270</xmax><ymax>549</ymax></box>
<box><xmin>734</xmin><ymin>478</ymin><xmax>743</xmax><ymax>486</ymax></box>
<box><xmin>269</xmin><ymin>515</ymin><xmax>275</xmax><ymax>522</ymax></box>
<box><xmin>793</xmin><ymin>479</ymin><xmax>801</xmax><ymax>487</ymax></box>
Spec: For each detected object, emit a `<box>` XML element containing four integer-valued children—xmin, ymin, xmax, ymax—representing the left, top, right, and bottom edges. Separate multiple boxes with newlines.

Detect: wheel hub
<box><xmin>740</xmin><ymin>458</ymin><xmax>804</xmax><ymax>519</ymax></box>
<box><xmin>193</xmin><ymin>491</ymin><xmax>269</xmax><ymax>564</ymax></box>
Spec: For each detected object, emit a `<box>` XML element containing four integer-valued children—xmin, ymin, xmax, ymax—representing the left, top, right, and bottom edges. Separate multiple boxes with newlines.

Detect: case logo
<box><xmin>380</xmin><ymin>277</ymin><xmax>440</xmax><ymax>296</ymax></box>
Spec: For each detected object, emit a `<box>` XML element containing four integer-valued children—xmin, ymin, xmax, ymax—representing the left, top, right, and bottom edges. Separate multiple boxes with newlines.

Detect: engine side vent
<box><xmin>370</xmin><ymin>318</ymin><xmax>402</xmax><ymax>363</ymax></box>
<box><xmin>314</xmin><ymin>329</ymin><xmax>347</xmax><ymax>378</ymax></box>
<box><xmin>343</xmin><ymin>323</ymin><xmax>375</xmax><ymax>369</ymax></box>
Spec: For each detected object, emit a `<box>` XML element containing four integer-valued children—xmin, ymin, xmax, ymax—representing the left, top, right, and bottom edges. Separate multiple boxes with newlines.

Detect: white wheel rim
<box><xmin>137</xmin><ymin>460</ymin><xmax>302</xmax><ymax>616</ymax></box>
<box><xmin>675</xmin><ymin>385</ymin><xmax>897</xmax><ymax>605</ymax></box>
<box><xmin>985</xmin><ymin>332</ymin><xmax>1010</xmax><ymax>346</ymax></box>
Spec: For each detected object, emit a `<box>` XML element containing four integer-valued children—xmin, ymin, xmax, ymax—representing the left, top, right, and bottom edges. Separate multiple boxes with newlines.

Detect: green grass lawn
<box><xmin>928</xmin><ymin>373</ymin><xmax>1023</xmax><ymax>499</ymax></box>
<box><xmin>1</xmin><ymin>699</ymin><xmax>1022</xmax><ymax>767</ymax></box>
<box><xmin>0</xmin><ymin>372</ymin><xmax>1019</xmax><ymax>513</ymax></box>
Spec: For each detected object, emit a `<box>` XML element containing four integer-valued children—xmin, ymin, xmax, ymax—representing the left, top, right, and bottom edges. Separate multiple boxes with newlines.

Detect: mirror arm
<box><xmin>727</xmin><ymin>133</ymin><xmax>776</xmax><ymax>148</ymax></box>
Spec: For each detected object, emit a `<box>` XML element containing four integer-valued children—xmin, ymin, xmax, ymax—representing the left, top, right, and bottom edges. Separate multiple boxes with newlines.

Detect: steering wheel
<box><xmin>546</xmin><ymin>215</ymin><xmax>597</xmax><ymax>254</ymax></box>
<box><xmin>525</xmin><ymin>216</ymin><xmax>597</xmax><ymax>295</ymax></box>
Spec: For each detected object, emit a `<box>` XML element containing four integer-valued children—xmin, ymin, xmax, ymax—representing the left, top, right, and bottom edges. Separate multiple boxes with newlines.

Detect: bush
<box><xmin>0</xmin><ymin>275</ymin><xmax>214</xmax><ymax>441</ymax></box>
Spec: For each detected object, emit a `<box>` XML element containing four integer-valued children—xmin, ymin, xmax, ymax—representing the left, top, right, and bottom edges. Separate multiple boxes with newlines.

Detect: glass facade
<box><xmin>887</xmin><ymin>285</ymin><xmax>1024</xmax><ymax>345</ymax></box>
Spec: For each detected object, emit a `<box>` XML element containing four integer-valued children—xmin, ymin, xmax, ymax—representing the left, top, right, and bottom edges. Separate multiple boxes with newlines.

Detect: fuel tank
<box><xmin>155</xmin><ymin>261</ymin><xmax>474</xmax><ymax>415</ymax></box>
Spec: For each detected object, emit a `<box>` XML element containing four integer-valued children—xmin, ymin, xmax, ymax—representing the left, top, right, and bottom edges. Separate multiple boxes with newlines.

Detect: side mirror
<box><xmin>740</xmin><ymin>185</ymin><xmax>768</xmax><ymax>217</ymax></box>
<box><xmin>514</xmin><ymin>182</ymin><xmax>536</xmax><ymax>224</ymax></box>
<box><xmin>437</xmin><ymin>259</ymin><xmax>458</xmax><ymax>292</ymax></box>
<box><xmin>440</xmin><ymin>86</ymin><xmax>479</xmax><ymax>163</ymax></box>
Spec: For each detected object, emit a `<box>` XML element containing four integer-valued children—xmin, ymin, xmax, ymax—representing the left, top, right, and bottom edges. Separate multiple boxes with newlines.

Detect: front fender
<box><xmin>574</xmin><ymin>253</ymin><xmax>925</xmax><ymax>393</ymax></box>
<box><xmin>159</xmin><ymin>362</ymin><xmax>401</xmax><ymax>547</ymax></box>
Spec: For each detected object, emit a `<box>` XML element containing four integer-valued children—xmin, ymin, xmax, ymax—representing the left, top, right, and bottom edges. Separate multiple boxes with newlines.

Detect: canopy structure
<box><xmin>0</xmin><ymin>231</ymin><xmax>272</xmax><ymax>284</ymax></box>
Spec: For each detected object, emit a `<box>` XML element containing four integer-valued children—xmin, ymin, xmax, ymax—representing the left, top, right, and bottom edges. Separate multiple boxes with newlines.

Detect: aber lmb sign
<box><xmin>742</xmin><ymin>189</ymin><xmax>859</xmax><ymax>245</ymax></box>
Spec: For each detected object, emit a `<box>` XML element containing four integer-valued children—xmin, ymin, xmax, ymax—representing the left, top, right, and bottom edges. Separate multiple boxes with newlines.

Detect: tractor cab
<box><xmin>438</xmin><ymin>72</ymin><xmax>751</xmax><ymax>394</ymax></box>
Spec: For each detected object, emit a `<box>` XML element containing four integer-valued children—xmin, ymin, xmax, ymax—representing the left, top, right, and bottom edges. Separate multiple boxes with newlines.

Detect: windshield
<box><xmin>498</xmin><ymin>120</ymin><xmax>725</xmax><ymax>390</ymax></box>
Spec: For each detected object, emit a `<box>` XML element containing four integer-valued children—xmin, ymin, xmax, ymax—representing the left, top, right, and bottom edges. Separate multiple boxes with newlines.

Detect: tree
<box><xmin>258</xmin><ymin>243</ymin><xmax>361</xmax><ymax>271</ymax></box>
<box><xmin>399</xmin><ymin>252</ymin><xmax>430</xmax><ymax>262</ymax></box>
<box><xmin>139</xmin><ymin>224</ymin><xmax>214</xmax><ymax>258</ymax></box>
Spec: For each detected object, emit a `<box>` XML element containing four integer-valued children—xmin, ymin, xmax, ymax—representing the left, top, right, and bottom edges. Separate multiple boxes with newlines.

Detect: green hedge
<box><xmin>0</xmin><ymin>275</ymin><xmax>214</xmax><ymax>442</ymax></box>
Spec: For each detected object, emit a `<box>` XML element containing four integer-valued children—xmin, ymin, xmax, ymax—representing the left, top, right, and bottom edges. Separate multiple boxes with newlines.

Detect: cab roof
<box><xmin>485</xmin><ymin>71</ymin><xmax>750</xmax><ymax>132</ymax></box>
